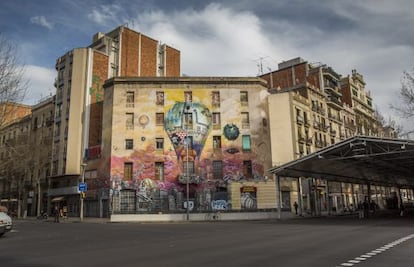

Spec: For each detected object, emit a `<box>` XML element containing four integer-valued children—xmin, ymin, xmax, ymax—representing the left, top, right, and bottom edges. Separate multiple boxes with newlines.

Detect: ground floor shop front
<box><xmin>274</xmin><ymin>177</ymin><xmax>413</xmax><ymax>217</ymax></box>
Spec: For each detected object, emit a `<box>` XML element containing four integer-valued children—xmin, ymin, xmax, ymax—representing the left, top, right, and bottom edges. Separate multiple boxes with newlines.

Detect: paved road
<box><xmin>1</xmin><ymin>215</ymin><xmax>414</xmax><ymax>267</ymax></box>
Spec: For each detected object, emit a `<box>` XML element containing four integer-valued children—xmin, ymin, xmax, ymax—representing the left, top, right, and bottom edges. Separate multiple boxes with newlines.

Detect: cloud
<box><xmin>125</xmin><ymin>2</ymin><xmax>414</xmax><ymax>125</ymax></box>
<box><xmin>14</xmin><ymin>1</ymin><xmax>414</xmax><ymax>129</ymax></box>
<box><xmin>30</xmin><ymin>16</ymin><xmax>53</xmax><ymax>30</ymax></box>
<box><xmin>87</xmin><ymin>4</ymin><xmax>126</xmax><ymax>26</ymax></box>
<box><xmin>130</xmin><ymin>3</ymin><xmax>280</xmax><ymax>76</ymax></box>
<box><xmin>23</xmin><ymin>65</ymin><xmax>55</xmax><ymax>105</ymax></box>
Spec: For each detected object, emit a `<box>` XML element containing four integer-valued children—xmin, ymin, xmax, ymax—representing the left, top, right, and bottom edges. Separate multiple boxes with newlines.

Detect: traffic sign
<box><xmin>79</xmin><ymin>182</ymin><xmax>87</xmax><ymax>192</ymax></box>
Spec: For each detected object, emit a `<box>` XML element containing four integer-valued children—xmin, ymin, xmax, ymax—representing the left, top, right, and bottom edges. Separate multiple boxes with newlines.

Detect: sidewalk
<box><xmin>18</xmin><ymin>216</ymin><xmax>110</xmax><ymax>224</ymax></box>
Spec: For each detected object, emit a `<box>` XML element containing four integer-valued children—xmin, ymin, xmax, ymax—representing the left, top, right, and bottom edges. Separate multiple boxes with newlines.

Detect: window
<box><xmin>126</xmin><ymin>92</ymin><xmax>134</xmax><ymax>107</ymax></box>
<box><xmin>156</xmin><ymin>138</ymin><xmax>164</xmax><ymax>150</ymax></box>
<box><xmin>296</xmin><ymin>108</ymin><xmax>303</xmax><ymax>124</ymax></box>
<box><xmin>126</xmin><ymin>113</ymin><xmax>134</xmax><ymax>130</ymax></box>
<box><xmin>240</xmin><ymin>91</ymin><xmax>248</xmax><ymax>105</ymax></box>
<box><xmin>156</xmin><ymin>113</ymin><xmax>164</xmax><ymax>125</ymax></box>
<box><xmin>184</xmin><ymin>91</ymin><xmax>192</xmax><ymax>103</ymax></box>
<box><xmin>352</xmin><ymin>89</ymin><xmax>358</xmax><ymax>97</ymax></box>
<box><xmin>125</xmin><ymin>139</ymin><xmax>133</xmax><ymax>150</ymax></box>
<box><xmin>213</xmin><ymin>136</ymin><xmax>221</xmax><ymax>149</ymax></box>
<box><xmin>156</xmin><ymin>91</ymin><xmax>164</xmax><ymax>105</ymax></box>
<box><xmin>241</xmin><ymin>112</ymin><xmax>250</xmax><ymax>128</ymax></box>
<box><xmin>111</xmin><ymin>63</ymin><xmax>118</xmax><ymax>77</ymax></box>
<box><xmin>212</xmin><ymin>91</ymin><xmax>220</xmax><ymax>107</ymax></box>
<box><xmin>212</xmin><ymin>113</ymin><xmax>221</xmax><ymax>129</ymax></box>
<box><xmin>242</xmin><ymin>135</ymin><xmax>251</xmax><ymax>151</ymax></box>
<box><xmin>212</xmin><ymin>160</ymin><xmax>223</xmax><ymax>179</ymax></box>
<box><xmin>155</xmin><ymin>162</ymin><xmax>164</xmax><ymax>181</ymax></box>
<box><xmin>243</xmin><ymin>160</ymin><xmax>252</xmax><ymax>179</ymax></box>
<box><xmin>124</xmin><ymin>162</ymin><xmax>133</xmax><ymax>180</ymax></box>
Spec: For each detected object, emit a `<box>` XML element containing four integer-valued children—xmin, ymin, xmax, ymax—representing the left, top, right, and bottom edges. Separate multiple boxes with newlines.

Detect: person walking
<box><xmin>363</xmin><ymin>198</ymin><xmax>370</xmax><ymax>219</ymax></box>
<box><xmin>294</xmin><ymin>201</ymin><xmax>299</xmax><ymax>215</ymax></box>
<box><xmin>54</xmin><ymin>205</ymin><xmax>60</xmax><ymax>223</ymax></box>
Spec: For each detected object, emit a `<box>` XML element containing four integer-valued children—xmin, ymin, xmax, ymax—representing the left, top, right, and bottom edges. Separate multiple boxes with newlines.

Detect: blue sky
<box><xmin>1</xmin><ymin>0</ymin><xmax>414</xmax><ymax>129</ymax></box>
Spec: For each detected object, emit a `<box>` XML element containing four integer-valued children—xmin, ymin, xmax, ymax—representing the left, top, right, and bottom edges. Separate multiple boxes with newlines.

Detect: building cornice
<box><xmin>103</xmin><ymin>76</ymin><xmax>268</xmax><ymax>88</ymax></box>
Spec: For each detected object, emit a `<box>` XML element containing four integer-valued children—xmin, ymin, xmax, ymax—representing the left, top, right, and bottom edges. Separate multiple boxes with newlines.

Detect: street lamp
<box><xmin>80</xmin><ymin>163</ymin><xmax>87</xmax><ymax>222</ymax></box>
<box><xmin>184</xmin><ymin>103</ymin><xmax>191</xmax><ymax>221</ymax></box>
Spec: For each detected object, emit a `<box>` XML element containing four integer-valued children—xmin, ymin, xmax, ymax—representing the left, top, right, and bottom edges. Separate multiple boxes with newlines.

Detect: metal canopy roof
<box><xmin>268</xmin><ymin>136</ymin><xmax>414</xmax><ymax>187</ymax></box>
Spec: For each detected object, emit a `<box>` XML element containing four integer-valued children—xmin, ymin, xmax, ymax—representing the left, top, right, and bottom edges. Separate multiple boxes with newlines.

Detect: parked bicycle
<box><xmin>205</xmin><ymin>211</ymin><xmax>221</xmax><ymax>221</ymax></box>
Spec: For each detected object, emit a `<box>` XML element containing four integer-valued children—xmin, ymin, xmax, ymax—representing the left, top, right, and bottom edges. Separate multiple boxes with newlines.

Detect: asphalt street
<box><xmin>1</xmin><ymin>214</ymin><xmax>414</xmax><ymax>267</ymax></box>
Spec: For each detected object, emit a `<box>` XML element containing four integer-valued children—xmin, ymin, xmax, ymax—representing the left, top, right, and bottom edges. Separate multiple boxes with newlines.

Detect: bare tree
<box><xmin>393</xmin><ymin>69</ymin><xmax>414</xmax><ymax>118</ymax></box>
<box><xmin>0</xmin><ymin>35</ymin><xmax>28</xmax><ymax>127</ymax></box>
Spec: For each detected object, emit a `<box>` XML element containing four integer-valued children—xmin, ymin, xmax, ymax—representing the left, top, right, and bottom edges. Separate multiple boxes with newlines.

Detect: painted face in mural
<box><xmin>165</xmin><ymin>102</ymin><xmax>212</xmax><ymax>161</ymax></box>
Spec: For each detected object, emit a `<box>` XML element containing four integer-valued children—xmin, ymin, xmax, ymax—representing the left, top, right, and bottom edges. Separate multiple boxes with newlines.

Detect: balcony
<box><xmin>328</xmin><ymin>113</ymin><xmax>342</xmax><ymax>123</ymax></box>
<box><xmin>315</xmin><ymin>140</ymin><xmax>324</xmax><ymax>148</ymax></box>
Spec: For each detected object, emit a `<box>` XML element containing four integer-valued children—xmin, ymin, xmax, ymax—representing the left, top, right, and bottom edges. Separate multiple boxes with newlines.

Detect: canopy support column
<box><xmin>276</xmin><ymin>175</ymin><xmax>282</xmax><ymax>219</ymax></box>
<box><xmin>298</xmin><ymin>177</ymin><xmax>303</xmax><ymax>216</ymax></box>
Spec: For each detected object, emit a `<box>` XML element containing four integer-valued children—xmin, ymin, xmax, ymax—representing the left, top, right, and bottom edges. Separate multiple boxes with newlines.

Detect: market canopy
<box><xmin>268</xmin><ymin>136</ymin><xmax>414</xmax><ymax>188</ymax></box>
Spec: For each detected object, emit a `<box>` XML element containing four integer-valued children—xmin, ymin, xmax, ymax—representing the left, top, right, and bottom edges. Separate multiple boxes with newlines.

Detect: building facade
<box><xmin>0</xmin><ymin>107</ymin><xmax>32</xmax><ymax>216</ymax></box>
<box><xmin>340</xmin><ymin>69</ymin><xmax>375</xmax><ymax>136</ymax></box>
<box><xmin>49</xmin><ymin>26</ymin><xmax>181</xmax><ymax>217</ymax></box>
<box><xmin>262</xmin><ymin>58</ymin><xmax>394</xmax><ymax>215</ymax></box>
<box><xmin>101</xmin><ymin>77</ymin><xmax>275</xmax><ymax>214</ymax></box>
<box><xmin>0</xmin><ymin>98</ymin><xmax>55</xmax><ymax>217</ymax></box>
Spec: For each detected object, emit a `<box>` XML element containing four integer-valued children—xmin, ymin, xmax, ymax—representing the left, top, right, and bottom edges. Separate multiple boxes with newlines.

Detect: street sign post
<box><xmin>78</xmin><ymin>182</ymin><xmax>87</xmax><ymax>192</ymax></box>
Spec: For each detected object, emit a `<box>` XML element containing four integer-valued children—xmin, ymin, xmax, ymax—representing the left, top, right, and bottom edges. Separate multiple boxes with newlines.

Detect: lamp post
<box><xmin>80</xmin><ymin>163</ymin><xmax>87</xmax><ymax>222</ymax></box>
<box><xmin>185</xmin><ymin>103</ymin><xmax>191</xmax><ymax>221</ymax></box>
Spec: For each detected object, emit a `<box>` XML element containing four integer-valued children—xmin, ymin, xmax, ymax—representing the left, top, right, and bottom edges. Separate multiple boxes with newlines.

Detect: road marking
<box><xmin>354</xmin><ymin>257</ymin><xmax>366</xmax><ymax>261</ymax></box>
<box><xmin>337</xmin><ymin>233</ymin><xmax>414</xmax><ymax>266</ymax></box>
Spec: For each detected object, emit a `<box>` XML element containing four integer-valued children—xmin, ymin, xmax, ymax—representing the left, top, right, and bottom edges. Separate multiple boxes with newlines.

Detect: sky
<box><xmin>1</xmin><ymin>0</ymin><xmax>413</xmax><ymax>131</ymax></box>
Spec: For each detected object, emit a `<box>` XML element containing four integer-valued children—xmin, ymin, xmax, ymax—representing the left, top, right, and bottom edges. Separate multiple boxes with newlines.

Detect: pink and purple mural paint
<box><xmin>109</xmin><ymin>98</ymin><xmax>266</xmax><ymax>213</ymax></box>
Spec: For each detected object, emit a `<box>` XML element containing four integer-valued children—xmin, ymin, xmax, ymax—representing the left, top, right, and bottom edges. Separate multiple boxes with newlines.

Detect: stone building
<box><xmin>101</xmin><ymin>77</ymin><xmax>275</xmax><ymax>215</ymax></box>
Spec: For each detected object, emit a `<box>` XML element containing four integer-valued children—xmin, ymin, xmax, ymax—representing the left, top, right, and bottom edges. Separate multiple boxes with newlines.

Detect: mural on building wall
<box><xmin>165</xmin><ymin>102</ymin><xmax>212</xmax><ymax>161</ymax></box>
<box><xmin>109</xmin><ymin>88</ymin><xmax>270</xmax><ymax>213</ymax></box>
<box><xmin>89</xmin><ymin>75</ymin><xmax>103</xmax><ymax>102</ymax></box>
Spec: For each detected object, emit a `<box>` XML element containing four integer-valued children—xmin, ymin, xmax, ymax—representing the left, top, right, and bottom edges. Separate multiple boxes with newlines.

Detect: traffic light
<box><xmin>81</xmin><ymin>192</ymin><xmax>86</xmax><ymax>199</ymax></box>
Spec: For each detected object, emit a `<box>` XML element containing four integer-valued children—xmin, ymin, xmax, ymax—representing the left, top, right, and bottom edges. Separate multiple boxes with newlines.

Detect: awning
<box><xmin>268</xmin><ymin>135</ymin><xmax>414</xmax><ymax>187</ymax></box>
<box><xmin>51</xmin><ymin>196</ymin><xmax>65</xmax><ymax>202</ymax></box>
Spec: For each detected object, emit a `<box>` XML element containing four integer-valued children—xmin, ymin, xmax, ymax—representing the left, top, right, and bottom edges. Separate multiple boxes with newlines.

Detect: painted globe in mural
<box><xmin>223</xmin><ymin>123</ymin><xmax>240</xmax><ymax>140</ymax></box>
<box><xmin>164</xmin><ymin>102</ymin><xmax>212</xmax><ymax>160</ymax></box>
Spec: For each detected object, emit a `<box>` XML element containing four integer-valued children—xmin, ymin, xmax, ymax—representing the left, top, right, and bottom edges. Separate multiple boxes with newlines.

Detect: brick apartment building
<box><xmin>49</xmin><ymin>26</ymin><xmax>180</xmax><ymax>217</ymax></box>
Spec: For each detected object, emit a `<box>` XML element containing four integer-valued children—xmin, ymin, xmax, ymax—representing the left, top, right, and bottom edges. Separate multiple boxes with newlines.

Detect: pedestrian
<box><xmin>54</xmin><ymin>205</ymin><xmax>60</xmax><ymax>223</ymax></box>
<box><xmin>358</xmin><ymin>201</ymin><xmax>364</xmax><ymax>219</ymax></box>
<box><xmin>370</xmin><ymin>200</ymin><xmax>377</xmax><ymax>215</ymax></box>
<box><xmin>294</xmin><ymin>201</ymin><xmax>298</xmax><ymax>215</ymax></box>
<box><xmin>363</xmin><ymin>198</ymin><xmax>370</xmax><ymax>218</ymax></box>
<box><xmin>400</xmin><ymin>204</ymin><xmax>405</xmax><ymax>217</ymax></box>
